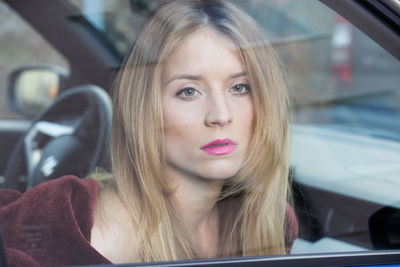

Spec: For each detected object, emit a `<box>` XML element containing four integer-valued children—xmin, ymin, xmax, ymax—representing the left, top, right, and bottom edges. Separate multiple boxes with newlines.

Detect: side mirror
<box><xmin>8</xmin><ymin>65</ymin><xmax>69</xmax><ymax>118</ymax></box>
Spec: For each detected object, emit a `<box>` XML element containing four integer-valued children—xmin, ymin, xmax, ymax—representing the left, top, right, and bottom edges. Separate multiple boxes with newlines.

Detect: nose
<box><xmin>204</xmin><ymin>93</ymin><xmax>233</xmax><ymax>127</ymax></box>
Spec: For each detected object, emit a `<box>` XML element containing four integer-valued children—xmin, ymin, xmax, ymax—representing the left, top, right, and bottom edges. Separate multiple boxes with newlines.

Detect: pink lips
<box><xmin>201</xmin><ymin>138</ymin><xmax>237</xmax><ymax>155</ymax></box>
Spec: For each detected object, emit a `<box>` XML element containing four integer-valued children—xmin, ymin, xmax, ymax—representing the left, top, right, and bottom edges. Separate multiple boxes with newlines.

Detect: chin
<box><xmin>203</xmin><ymin>173</ymin><xmax>238</xmax><ymax>181</ymax></box>
<box><xmin>197</xmin><ymin>162</ymin><xmax>242</xmax><ymax>180</ymax></box>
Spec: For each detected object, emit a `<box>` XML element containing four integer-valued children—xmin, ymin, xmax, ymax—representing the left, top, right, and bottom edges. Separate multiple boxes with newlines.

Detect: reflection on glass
<box><xmin>0</xmin><ymin>0</ymin><xmax>399</xmax><ymax>265</ymax></box>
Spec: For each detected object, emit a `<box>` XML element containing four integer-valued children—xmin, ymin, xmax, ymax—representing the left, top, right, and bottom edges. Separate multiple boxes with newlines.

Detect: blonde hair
<box><xmin>111</xmin><ymin>0</ymin><xmax>290</xmax><ymax>261</ymax></box>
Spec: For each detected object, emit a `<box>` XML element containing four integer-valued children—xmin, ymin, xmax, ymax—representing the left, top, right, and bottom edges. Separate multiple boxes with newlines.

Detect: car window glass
<box><xmin>221</xmin><ymin>0</ymin><xmax>400</xmax><ymax>255</ymax></box>
<box><xmin>68</xmin><ymin>0</ymin><xmax>162</xmax><ymax>61</ymax></box>
<box><xmin>276</xmin><ymin>1</ymin><xmax>400</xmax><ymax>255</ymax></box>
<box><xmin>0</xmin><ymin>2</ymin><xmax>69</xmax><ymax>120</ymax></box>
<box><xmin>1</xmin><ymin>0</ymin><xmax>400</xmax><ymax>265</ymax></box>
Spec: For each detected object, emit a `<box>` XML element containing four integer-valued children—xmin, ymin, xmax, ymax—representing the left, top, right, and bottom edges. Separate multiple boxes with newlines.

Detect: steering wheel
<box><xmin>3</xmin><ymin>85</ymin><xmax>112</xmax><ymax>192</ymax></box>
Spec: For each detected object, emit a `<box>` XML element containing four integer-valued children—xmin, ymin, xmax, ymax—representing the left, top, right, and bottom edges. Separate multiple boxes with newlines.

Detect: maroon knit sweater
<box><xmin>0</xmin><ymin>176</ymin><xmax>298</xmax><ymax>266</ymax></box>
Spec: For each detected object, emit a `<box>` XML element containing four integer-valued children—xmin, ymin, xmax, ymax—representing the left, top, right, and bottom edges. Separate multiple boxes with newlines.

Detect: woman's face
<box><xmin>161</xmin><ymin>28</ymin><xmax>254</xmax><ymax>181</ymax></box>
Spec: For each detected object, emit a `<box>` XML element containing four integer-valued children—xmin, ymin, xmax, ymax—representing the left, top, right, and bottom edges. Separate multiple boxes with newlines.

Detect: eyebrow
<box><xmin>165</xmin><ymin>74</ymin><xmax>201</xmax><ymax>86</ymax></box>
<box><xmin>230</xmin><ymin>71</ymin><xmax>247</xmax><ymax>79</ymax></box>
<box><xmin>164</xmin><ymin>71</ymin><xmax>247</xmax><ymax>86</ymax></box>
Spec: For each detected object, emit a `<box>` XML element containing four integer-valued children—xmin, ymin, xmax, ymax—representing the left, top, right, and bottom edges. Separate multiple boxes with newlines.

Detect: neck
<box><xmin>165</xmin><ymin>166</ymin><xmax>224</xmax><ymax>257</ymax></box>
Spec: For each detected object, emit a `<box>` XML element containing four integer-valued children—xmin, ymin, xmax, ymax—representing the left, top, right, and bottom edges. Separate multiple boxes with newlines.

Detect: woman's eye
<box><xmin>176</xmin><ymin>87</ymin><xmax>198</xmax><ymax>99</ymax></box>
<box><xmin>231</xmin><ymin>83</ymin><xmax>251</xmax><ymax>95</ymax></box>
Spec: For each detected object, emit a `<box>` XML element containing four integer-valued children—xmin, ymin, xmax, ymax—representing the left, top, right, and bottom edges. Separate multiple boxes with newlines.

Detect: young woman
<box><xmin>0</xmin><ymin>0</ymin><xmax>296</xmax><ymax>265</ymax></box>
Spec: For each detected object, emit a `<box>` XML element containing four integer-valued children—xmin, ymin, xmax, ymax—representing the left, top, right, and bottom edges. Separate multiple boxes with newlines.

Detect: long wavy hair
<box><xmin>111</xmin><ymin>0</ymin><xmax>290</xmax><ymax>261</ymax></box>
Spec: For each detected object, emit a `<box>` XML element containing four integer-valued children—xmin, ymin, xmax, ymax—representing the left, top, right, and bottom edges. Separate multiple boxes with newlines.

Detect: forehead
<box><xmin>162</xmin><ymin>28</ymin><xmax>243</xmax><ymax>76</ymax></box>
<box><xmin>175</xmin><ymin>28</ymin><xmax>238</xmax><ymax>52</ymax></box>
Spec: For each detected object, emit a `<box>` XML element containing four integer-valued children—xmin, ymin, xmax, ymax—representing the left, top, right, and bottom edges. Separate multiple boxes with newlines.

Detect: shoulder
<box><xmin>91</xmin><ymin>185</ymin><xmax>141</xmax><ymax>263</ymax></box>
<box><xmin>1</xmin><ymin>175</ymin><xmax>99</xmax><ymax>231</ymax></box>
<box><xmin>32</xmin><ymin>174</ymin><xmax>99</xmax><ymax>197</ymax></box>
<box><xmin>1</xmin><ymin>175</ymin><xmax>99</xmax><ymax>219</ymax></box>
<box><xmin>1</xmin><ymin>175</ymin><xmax>99</xmax><ymax>204</ymax></box>
<box><xmin>0</xmin><ymin>175</ymin><xmax>110</xmax><ymax>266</ymax></box>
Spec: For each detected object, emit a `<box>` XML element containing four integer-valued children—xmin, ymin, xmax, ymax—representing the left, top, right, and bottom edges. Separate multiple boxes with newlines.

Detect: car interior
<box><xmin>1</xmin><ymin>0</ymin><xmax>400</xmax><ymax>266</ymax></box>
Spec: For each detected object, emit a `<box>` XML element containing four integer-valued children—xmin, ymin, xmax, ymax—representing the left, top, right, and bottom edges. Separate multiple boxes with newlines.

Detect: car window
<box><xmin>221</xmin><ymin>0</ymin><xmax>400</xmax><ymax>255</ymax></box>
<box><xmin>1</xmin><ymin>0</ymin><xmax>399</xmax><ymax>265</ymax></box>
<box><xmin>0</xmin><ymin>2</ymin><xmax>69</xmax><ymax>120</ymax></box>
<box><xmin>68</xmin><ymin>0</ymin><xmax>162</xmax><ymax>61</ymax></box>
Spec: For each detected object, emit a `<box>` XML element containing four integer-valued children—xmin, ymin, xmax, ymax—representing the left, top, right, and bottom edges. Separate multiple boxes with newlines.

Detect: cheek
<box><xmin>164</xmin><ymin>102</ymin><xmax>194</xmax><ymax>129</ymax></box>
<box><xmin>235</xmin><ymin>99</ymin><xmax>254</xmax><ymax>139</ymax></box>
<box><xmin>162</xmin><ymin>101</ymin><xmax>202</xmax><ymax>147</ymax></box>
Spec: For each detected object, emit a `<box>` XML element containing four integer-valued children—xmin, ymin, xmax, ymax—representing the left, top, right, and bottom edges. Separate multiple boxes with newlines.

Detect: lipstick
<box><xmin>201</xmin><ymin>138</ymin><xmax>237</xmax><ymax>155</ymax></box>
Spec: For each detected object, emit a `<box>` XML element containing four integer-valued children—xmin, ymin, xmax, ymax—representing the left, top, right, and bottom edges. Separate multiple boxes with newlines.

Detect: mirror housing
<box><xmin>8</xmin><ymin>65</ymin><xmax>69</xmax><ymax>118</ymax></box>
